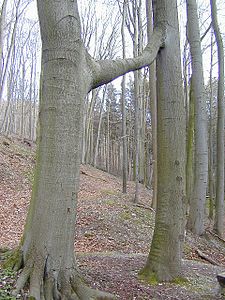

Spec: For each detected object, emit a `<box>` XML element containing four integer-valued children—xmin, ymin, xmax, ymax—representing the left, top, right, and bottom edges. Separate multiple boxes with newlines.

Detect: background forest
<box><xmin>0</xmin><ymin>0</ymin><xmax>224</xmax><ymax>190</ymax></box>
<box><xmin>0</xmin><ymin>0</ymin><xmax>224</xmax><ymax>199</ymax></box>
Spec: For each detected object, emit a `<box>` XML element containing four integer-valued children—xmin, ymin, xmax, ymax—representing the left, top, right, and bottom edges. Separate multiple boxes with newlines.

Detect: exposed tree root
<box><xmin>1</xmin><ymin>247</ymin><xmax>23</xmax><ymax>271</ymax></box>
<box><xmin>12</xmin><ymin>258</ymin><xmax>117</xmax><ymax>300</ymax></box>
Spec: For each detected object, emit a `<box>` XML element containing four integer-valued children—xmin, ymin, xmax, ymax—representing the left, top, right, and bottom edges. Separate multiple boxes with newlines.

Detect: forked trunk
<box><xmin>11</xmin><ymin>0</ymin><xmax>165</xmax><ymax>298</ymax></box>
<box><xmin>13</xmin><ymin>2</ymin><xmax>114</xmax><ymax>299</ymax></box>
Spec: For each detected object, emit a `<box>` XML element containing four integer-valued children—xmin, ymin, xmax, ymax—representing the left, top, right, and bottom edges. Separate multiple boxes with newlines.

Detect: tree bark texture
<box><xmin>186</xmin><ymin>77</ymin><xmax>194</xmax><ymax>211</ymax></box>
<box><xmin>140</xmin><ymin>0</ymin><xmax>186</xmax><ymax>281</ymax></box>
<box><xmin>210</xmin><ymin>0</ymin><xmax>225</xmax><ymax>237</ymax></box>
<box><xmin>13</xmin><ymin>1</ymin><xmax>165</xmax><ymax>298</ymax></box>
<box><xmin>146</xmin><ymin>0</ymin><xmax>157</xmax><ymax>209</ymax></box>
<box><xmin>121</xmin><ymin>0</ymin><xmax>128</xmax><ymax>194</ymax></box>
<box><xmin>208</xmin><ymin>31</ymin><xmax>215</xmax><ymax>220</ymax></box>
<box><xmin>186</xmin><ymin>0</ymin><xmax>208</xmax><ymax>236</ymax></box>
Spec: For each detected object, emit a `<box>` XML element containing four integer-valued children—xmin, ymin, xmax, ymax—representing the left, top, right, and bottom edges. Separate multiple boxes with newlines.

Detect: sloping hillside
<box><xmin>0</xmin><ymin>135</ymin><xmax>225</xmax><ymax>300</ymax></box>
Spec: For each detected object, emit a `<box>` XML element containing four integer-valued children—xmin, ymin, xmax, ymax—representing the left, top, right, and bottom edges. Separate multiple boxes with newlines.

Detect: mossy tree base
<box><xmin>139</xmin><ymin>266</ymin><xmax>187</xmax><ymax>286</ymax></box>
<box><xmin>2</xmin><ymin>248</ymin><xmax>23</xmax><ymax>271</ymax></box>
<box><xmin>139</xmin><ymin>268</ymin><xmax>159</xmax><ymax>285</ymax></box>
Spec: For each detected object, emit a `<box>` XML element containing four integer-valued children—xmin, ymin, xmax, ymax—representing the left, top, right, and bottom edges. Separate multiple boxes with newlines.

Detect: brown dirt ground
<box><xmin>0</xmin><ymin>135</ymin><xmax>225</xmax><ymax>299</ymax></box>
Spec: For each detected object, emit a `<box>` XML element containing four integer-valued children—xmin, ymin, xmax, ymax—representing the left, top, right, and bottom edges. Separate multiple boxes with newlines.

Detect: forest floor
<box><xmin>0</xmin><ymin>134</ymin><xmax>225</xmax><ymax>299</ymax></box>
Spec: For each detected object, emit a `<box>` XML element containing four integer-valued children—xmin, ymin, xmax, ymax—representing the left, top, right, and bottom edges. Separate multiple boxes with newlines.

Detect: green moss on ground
<box><xmin>171</xmin><ymin>276</ymin><xmax>189</xmax><ymax>285</ymax></box>
<box><xmin>0</xmin><ymin>251</ymin><xmax>17</xmax><ymax>300</ymax></box>
<box><xmin>2</xmin><ymin>248</ymin><xmax>22</xmax><ymax>271</ymax></box>
<box><xmin>138</xmin><ymin>269</ymin><xmax>159</xmax><ymax>285</ymax></box>
<box><xmin>119</xmin><ymin>210</ymin><xmax>131</xmax><ymax>220</ymax></box>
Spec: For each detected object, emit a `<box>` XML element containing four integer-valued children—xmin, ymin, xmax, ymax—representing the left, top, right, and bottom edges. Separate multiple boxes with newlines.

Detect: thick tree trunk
<box><xmin>211</xmin><ymin>0</ymin><xmax>224</xmax><ymax>237</ymax></box>
<box><xmin>14</xmin><ymin>3</ymin><xmax>99</xmax><ymax>298</ymax></box>
<box><xmin>140</xmin><ymin>0</ymin><xmax>186</xmax><ymax>281</ymax></box>
<box><xmin>186</xmin><ymin>0</ymin><xmax>208</xmax><ymax>236</ymax></box>
<box><xmin>12</xmin><ymin>1</ymin><xmax>164</xmax><ymax>298</ymax></box>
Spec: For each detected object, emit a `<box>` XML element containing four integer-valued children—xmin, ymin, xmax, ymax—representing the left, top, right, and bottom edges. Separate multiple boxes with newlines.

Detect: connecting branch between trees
<box><xmin>90</xmin><ymin>27</ymin><xmax>165</xmax><ymax>89</ymax></box>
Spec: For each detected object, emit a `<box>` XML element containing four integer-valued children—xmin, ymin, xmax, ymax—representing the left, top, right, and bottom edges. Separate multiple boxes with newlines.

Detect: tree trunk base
<box><xmin>139</xmin><ymin>261</ymin><xmax>182</xmax><ymax>283</ymax></box>
<box><xmin>10</xmin><ymin>251</ymin><xmax>116</xmax><ymax>300</ymax></box>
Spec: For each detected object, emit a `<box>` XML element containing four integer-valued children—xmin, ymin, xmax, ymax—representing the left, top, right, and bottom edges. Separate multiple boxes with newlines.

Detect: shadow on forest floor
<box><xmin>0</xmin><ymin>134</ymin><xmax>225</xmax><ymax>299</ymax></box>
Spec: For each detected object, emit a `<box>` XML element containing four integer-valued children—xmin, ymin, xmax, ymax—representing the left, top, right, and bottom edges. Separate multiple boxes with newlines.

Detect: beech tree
<box><xmin>140</xmin><ymin>0</ymin><xmax>186</xmax><ymax>281</ymax></box>
<box><xmin>11</xmin><ymin>1</ymin><xmax>165</xmax><ymax>299</ymax></box>
<box><xmin>210</xmin><ymin>0</ymin><xmax>224</xmax><ymax>237</ymax></box>
<box><xmin>186</xmin><ymin>0</ymin><xmax>208</xmax><ymax>236</ymax></box>
<box><xmin>146</xmin><ymin>0</ymin><xmax>157</xmax><ymax>209</ymax></box>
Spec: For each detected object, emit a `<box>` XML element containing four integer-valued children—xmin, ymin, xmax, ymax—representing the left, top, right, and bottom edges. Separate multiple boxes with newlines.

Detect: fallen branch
<box><xmin>207</xmin><ymin>230</ymin><xmax>225</xmax><ymax>244</ymax></box>
<box><xmin>196</xmin><ymin>249</ymin><xmax>220</xmax><ymax>266</ymax></box>
<box><xmin>133</xmin><ymin>203</ymin><xmax>155</xmax><ymax>212</ymax></box>
<box><xmin>80</xmin><ymin>170</ymin><xmax>108</xmax><ymax>182</ymax></box>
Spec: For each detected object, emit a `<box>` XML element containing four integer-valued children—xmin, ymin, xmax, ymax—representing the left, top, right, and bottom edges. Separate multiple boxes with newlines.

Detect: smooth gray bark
<box><xmin>211</xmin><ymin>0</ymin><xmax>224</xmax><ymax>237</ymax></box>
<box><xmin>186</xmin><ymin>0</ymin><xmax>208</xmax><ymax>236</ymax></box>
<box><xmin>208</xmin><ymin>31</ymin><xmax>215</xmax><ymax>220</ymax></box>
<box><xmin>121</xmin><ymin>0</ymin><xmax>128</xmax><ymax>193</ymax></box>
<box><xmin>186</xmin><ymin>77</ymin><xmax>195</xmax><ymax>212</ymax></box>
<box><xmin>93</xmin><ymin>87</ymin><xmax>106</xmax><ymax>167</ymax></box>
<box><xmin>146</xmin><ymin>0</ymin><xmax>157</xmax><ymax>209</ymax></box>
<box><xmin>140</xmin><ymin>0</ymin><xmax>186</xmax><ymax>281</ymax></box>
<box><xmin>14</xmin><ymin>0</ymin><xmax>165</xmax><ymax>298</ymax></box>
<box><xmin>0</xmin><ymin>0</ymin><xmax>7</xmax><ymax>78</ymax></box>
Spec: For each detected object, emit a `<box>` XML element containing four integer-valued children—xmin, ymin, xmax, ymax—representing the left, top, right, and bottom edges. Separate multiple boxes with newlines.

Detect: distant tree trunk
<box><xmin>146</xmin><ymin>0</ymin><xmax>157</xmax><ymax>208</ymax></box>
<box><xmin>0</xmin><ymin>0</ymin><xmax>7</xmax><ymax>79</ymax></box>
<box><xmin>1</xmin><ymin>38</ymin><xmax>16</xmax><ymax>134</ymax></box>
<box><xmin>208</xmin><ymin>30</ymin><xmax>215</xmax><ymax>220</ymax></box>
<box><xmin>0</xmin><ymin>0</ymin><xmax>23</xmax><ymax>104</ymax></box>
<box><xmin>121</xmin><ymin>0</ymin><xmax>128</xmax><ymax>193</ymax></box>
<box><xmin>106</xmin><ymin>97</ymin><xmax>110</xmax><ymax>172</ymax></box>
<box><xmin>186</xmin><ymin>77</ymin><xmax>194</xmax><ymax>213</ymax></box>
<box><xmin>140</xmin><ymin>0</ymin><xmax>186</xmax><ymax>281</ymax></box>
<box><xmin>28</xmin><ymin>53</ymin><xmax>34</xmax><ymax>140</ymax></box>
<box><xmin>211</xmin><ymin>0</ymin><xmax>224</xmax><ymax>237</ymax></box>
<box><xmin>134</xmin><ymin>69</ymin><xmax>140</xmax><ymax>202</ymax></box>
<box><xmin>186</xmin><ymin>0</ymin><xmax>208</xmax><ymax>236</ymax></box>
<box><xmin>12</xmin><ymin>1</ymin><xmax>164</xmax><ymax>297</ymax></box>
<box><xmin>138</xmin><ymin>1</ymin><xmax>145</xmax><ymax>186</ymax></box>
<box><xmin>84</xmin><ymin>89</ymin><xmax>98</xmax><ymax>164</ymax></box>
<box><xmin>93</xmin><ymin>87</ymin><xmax>106</xmax><ymax>167</ymax></box>
<box><xmin>20</xmin><ymin>60</ymin><xmax>26</xmax><ymax>139</ymax></box>
<box><xmin>132</xmin><ymin>3</ymin><xmax>140</xmax><ymax>203</ymax></box>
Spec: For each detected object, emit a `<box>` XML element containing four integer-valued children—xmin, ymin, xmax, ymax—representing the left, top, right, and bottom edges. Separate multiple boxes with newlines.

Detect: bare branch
<box><xmin>90</xmin><ymin>27</ymin><xmax>165</xmax><ymax>90</ymax></box>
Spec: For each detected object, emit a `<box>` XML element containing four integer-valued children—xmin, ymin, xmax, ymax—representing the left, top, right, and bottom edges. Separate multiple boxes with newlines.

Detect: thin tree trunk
<box><xmin>106</xmin><ymin>98</ymin><xmax>110</xmax><ymax>173</ymax></box>
<box><xmin>186</xmin><ymin>77</ymin><xmax>195</xmax><ymax>213</ymax></box>
<box><xmin>121</xmin><ymin>0</ymin><xmax>128</xmax><ymax>193</ymax></box>
<box><xmin>208</xmin><ymin>30</ymin><xmax>215</xmax><ymax>220</ymax></box>
<box><xmin>93</xmin><ymin>87</ymin><xmax>106</xmax><ymax>167</ymax></box>
<box><xmin>0</xmin><ymin>0</ymin><xmax>7</xmax><ymax>80</ymax></box>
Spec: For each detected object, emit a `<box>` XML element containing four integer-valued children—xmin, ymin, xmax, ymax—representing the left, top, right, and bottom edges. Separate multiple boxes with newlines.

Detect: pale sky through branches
<box><xmin>1</xmin><ymin>0</ymin><xmax>225</xmax><ymax>91</ymax></box>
